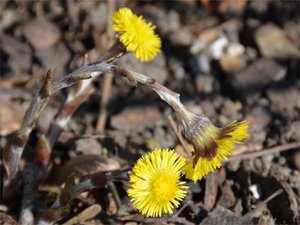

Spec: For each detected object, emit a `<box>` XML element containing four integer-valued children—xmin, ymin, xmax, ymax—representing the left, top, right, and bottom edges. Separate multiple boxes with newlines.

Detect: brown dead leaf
<box><xmin>0</xmin><ymin>212</ymin><xmax>18</xmax><ymax>225</ymax></box>
<box><xmin>0</xmin><ymin>100</ymin><xmax>26</xmax><ymax>136</ymax></box>
<box><xmin>53</xmin><ymin>155</ymin><xmax>120</xmax><ymax>185</ymax></box>
<box><xmin>106</xmin><ymin>192</ymin><xmax>118</xmax><ymax>216</ymax></box>
<box><xmin>0</xmin><ymin>74</ymin><xmax>31</xmax><ymax>89</ymax></box>
<box><xmin>62</xmin><ymin>204</ymin><xmax>102</xmax><ymax>225</ymax></box>
<box><xmin>204</xmin><ymin>172</ymin><xmax>219</xmax><ymax>210</ymax></box>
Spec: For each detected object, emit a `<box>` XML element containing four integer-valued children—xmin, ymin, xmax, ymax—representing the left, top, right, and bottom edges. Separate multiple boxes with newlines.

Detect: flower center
<box><xmin>150</xmin><ymin>173</ymin><xmax>177</xmax><ymax>201</ymax></box>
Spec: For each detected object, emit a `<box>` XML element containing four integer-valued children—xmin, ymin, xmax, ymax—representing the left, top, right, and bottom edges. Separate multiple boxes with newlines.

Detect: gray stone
<box><xmin>220</xmin><ymin>54</ymin><xmax>247</xmax><ymax>73</ymax></box>
<box><xmin>267</xmin><ymin>81</ymin><xmax>300</xmax><ymax>113</ymax></box>
<box><xmin>36</xmin><ymin>44</ymin><xmax>71</xmax><ymax>76</ymax></box>
<box><xmin>142</xmin><ymin>6</ymin><xmax>180</xmax><ymax>35</ymax></box>
<box><xmin>111</xmin><ymin>106</ymin><xmax>161</xmax><ymax>132</ymax></box>
<box><xmin>255</xmin><ymin>23</ymin><xmax>300</xmax><ymax>59</ymax></box>
<box><xmin>196</xmin><ymin>74</ymin><xmax>215</xmax><ymax>94</ymax></box>
<box><xmin>22</xmin><ymin>18</ymin><xmax>61</xmax><ymax>50</ymax></box>
<box><xmin>118</xmin><ymin>52</ymin><xmax>168</xmax><ymax>84</ymax></box>
<box><xmin>1</xmin><ymin>34</ymin><xmax>32</xmax><ymax>73</ymax></box>
<box><xmin>228</xmin><ymin>59</ymin><xmax>286</xmax><ymax>104</ymax></box>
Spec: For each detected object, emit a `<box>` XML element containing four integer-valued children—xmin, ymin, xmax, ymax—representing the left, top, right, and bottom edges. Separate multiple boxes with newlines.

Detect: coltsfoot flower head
<box><xmin>113</xmin><ymin>7</ymin><xmax>161</xmax><ymax>62</ymax></box>
<box><xmin>174</xmin><ymin>106</ymin><xmax>249</xmax><ymax>182</ymax></box>
<box><xmin>127</xmin><ymin>149</ymin><xmax>188</xmax><ymax>217</ymax></box>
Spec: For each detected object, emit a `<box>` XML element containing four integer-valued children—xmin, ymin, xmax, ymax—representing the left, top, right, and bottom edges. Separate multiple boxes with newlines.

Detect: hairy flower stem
<box><xmin>3</xmin><ymin>58</ymin><xmax>183</xmax><ymax>193</ymax></box>
<box><xmin>37</xmin><ymin>48</ymin><xmax>128</xmax><ymax>180</ymax></box>
<box><xmin>46</xmin><ymin>55</ymin><xmax>96</xmax><ymax>149</ymax></box>
<box><xmin>49</xmin><ymin>62</ymin><xmax>185</xmax><ymax>130</ymax></box>
<box><xmin>46</xmin><ymin>44</ymin><xmax>127</xmax><ymax>147</ymax></box>
<box><xmin>3</xmin><ymin>70</ymin><xmax>96</xmax><ymax>190</ymax></box>
<box><xmin>3</xmin><ymin>69</ymin><xmax>53</xmax><ymax>191</ymax></box>
<box><xmin>50</xmin><ymin>61</ymin><xmax>183</xmax><ymax>114</ymax></box>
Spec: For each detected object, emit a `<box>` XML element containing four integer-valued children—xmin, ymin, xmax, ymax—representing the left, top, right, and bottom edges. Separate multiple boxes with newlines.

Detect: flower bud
<box><xmin>174</xmin><ymin>105</ymin><xmax>249</xmax><ymax>182</ymax></box>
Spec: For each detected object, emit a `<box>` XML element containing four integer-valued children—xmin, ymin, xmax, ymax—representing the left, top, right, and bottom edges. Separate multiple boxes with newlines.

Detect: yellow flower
<box><xmin>169</xmin><ymin>103</ymin><xmax>249</xmax><ymax>182</ymax></box>
<box><xmin>127</xmin><ymin>149</ymin><xmax>188</xmax><ymax>217</ymax></box>
<box><xmin>184</xmin><ymin>120</ymin><xmax>249</xmax><ymax>182</ymax></box>
<box><xmin>113</xmin><ymin>7</ymin><xmax>161</xmax><ymax>62</ymax></box>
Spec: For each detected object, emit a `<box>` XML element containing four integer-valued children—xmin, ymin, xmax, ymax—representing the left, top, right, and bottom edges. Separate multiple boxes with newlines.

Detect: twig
<box><xmin>261</xmin><ymin>189</ymin><xmax>283</xmax><ymax>204</ymax></box>
<box><xmin>229</xmin><ymin>141</ymin><xmax>300</xmax><ymax>161</ymax></box>
<box><xmin>96</xmin><ymin>0</ymin><xmax>116</xmax><ymax>132</ymax></box>
<box><xmin>245</xmin><ymin>189</ymin><xmax>283</xmax><ymax>218</ymax></box>
<box><xmin>95</xmin><ymin>72</ymin><xmax>113</xmax><ymax>132</ymax></box>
